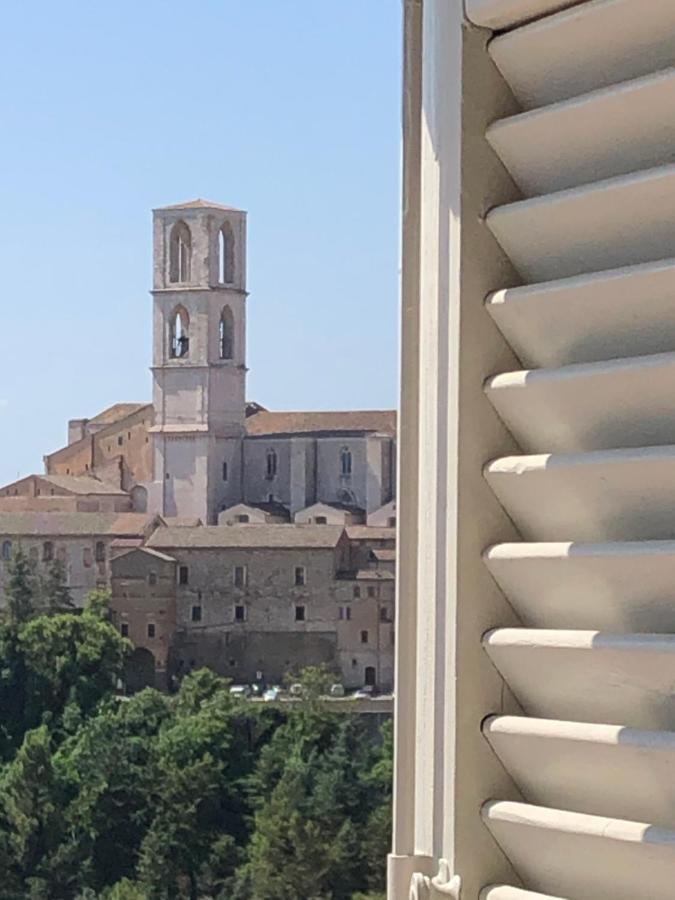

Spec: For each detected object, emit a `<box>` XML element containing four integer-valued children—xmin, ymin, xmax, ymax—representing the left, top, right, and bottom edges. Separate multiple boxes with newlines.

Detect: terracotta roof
<box><xmin>112</xmin><ymin>546</ymin><xmax>176</xmax><ymax>563</ymax></box>
<box><xmin>245</xmin><ymin>409</ymin><xmax>397</xmax><ymax>438</ymax></box>
<box><xmin>0</xmin><ymin>512</ymin><xmax>159</xmax><ymax>537</ymax></box>
<box><xmin>156</xmin><ymin>198</ymin><xmax>243</xmax><ymax>212</ymax></box>
<box><xmin>161</xmin><ymin>516</ymin><xmax>203</xmax><ymax>528</ymax></box>
<box><xmin>38</xmin><ymin>475</ymin><xmax>128</xmax><ymax>496</ymax></box>
<box><xmin>354</xmin><ymin>569</ymin><xmax>395</xmax><ymax>581</ymax></box>
<box><xmin>147</xmin><ymin>524</ymin><xmax>345</xmax><ymax>550</ymax></box>
<box><xmin>88</xmin><ymin>403</ymin><xmax>149</xmax><ymax>426</ymax></box>
<box><xmin>372</xmin><ymin>548</ymin><xmax>396</xmax><ymax>562</ymax></box>
<box><xmin>346</xmin><ymin>526</ymin><xmax>396</xmax><ymax>542</ymax></box>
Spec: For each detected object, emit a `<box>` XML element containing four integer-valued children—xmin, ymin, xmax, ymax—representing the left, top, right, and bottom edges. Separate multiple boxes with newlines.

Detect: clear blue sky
<box><xmin>0</xmin><ymin>1</ymin><xmax>402</xmax><ymax>485</ymax></box>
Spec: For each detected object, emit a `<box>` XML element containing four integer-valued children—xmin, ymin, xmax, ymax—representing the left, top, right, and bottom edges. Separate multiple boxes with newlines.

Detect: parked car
<box><xmin>229</xmin><ymin>684</ymin><xmax>252</xmax><ymax>698</ymax></box>
<box><xmin>353</xmin><ymin>685</ymin><xmax>377</xmax><ymax>699</ymax></box>
<box><xmin>328</xmin><ymin>683</ymin><xmax>345</xmax><ymax>697</ymax></box>
<box><xmin>263</xmin><ymin>686</ymin><xmax>282</xmax><ymax>702</ymax></box>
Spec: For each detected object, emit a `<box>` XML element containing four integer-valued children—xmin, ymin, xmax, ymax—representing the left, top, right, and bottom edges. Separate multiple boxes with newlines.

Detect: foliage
<box><xmin>0</xmin><ymin>575</ymin><xmax>392</xmax><ymax>900</ymax></box>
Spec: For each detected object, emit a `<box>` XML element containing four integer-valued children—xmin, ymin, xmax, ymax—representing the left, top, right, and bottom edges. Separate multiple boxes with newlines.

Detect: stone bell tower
<box><xmin>147</xmin><ymin>199</ymin><xmax>247</xmax><ymax>524</ymax></box>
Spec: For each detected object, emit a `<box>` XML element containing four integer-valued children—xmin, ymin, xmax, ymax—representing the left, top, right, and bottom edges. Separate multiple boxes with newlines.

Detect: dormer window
<box><xmin>169</xmin><ymin>220</ymin><xmax>191</xmax><ymax>283</ymax></box>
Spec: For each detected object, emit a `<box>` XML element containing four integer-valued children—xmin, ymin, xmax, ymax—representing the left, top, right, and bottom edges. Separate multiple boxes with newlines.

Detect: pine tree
<box><xmin>40</xmin><ymin>558</ymin><xmax>74</xmax><ymax>615</ymax></box>
<box><xmin>5</xmin><ymin>547</ymin><xmax>37</xmax><ymax>625</ymax></box>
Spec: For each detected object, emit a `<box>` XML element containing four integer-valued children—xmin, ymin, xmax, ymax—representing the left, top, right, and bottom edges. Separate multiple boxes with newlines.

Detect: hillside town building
<box><xmin>0</xmin><ymin>199</ymin><xmax>397</xmax><ymax>693</ymax></box>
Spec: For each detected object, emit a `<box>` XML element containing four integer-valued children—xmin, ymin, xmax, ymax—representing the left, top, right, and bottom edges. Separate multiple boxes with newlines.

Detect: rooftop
<box><xmin>88</xmin><ymin>403</ymin><xmax>149</xmax><ymax>426</ymax></box>
<box><xmin>37</xmin><ymin>475</ymin><xmax>128</xmax><ymax>496</ymax></box>
<box><xmin>156</xmin><ymin>198</ymin><xmax>244</xmax><ymax>212</ymax></box>
<box><xmin>346</xmin><ymin>526</ymin><xmax>397</xmax><ymax>542</ymax></box>
<box><xmin>245</xmin><ymin>409</ymin><xmax>397</xmax><ymax>438</ymax></box>
<box><xmin>0</xmin><ymin>512</ymin><xmax>159</xmax><ymax>537</ymax></box>
<box><xmin>147</xmin><ymin>524</ymin><xmax>345</xmax><ymax>550</ymax></box>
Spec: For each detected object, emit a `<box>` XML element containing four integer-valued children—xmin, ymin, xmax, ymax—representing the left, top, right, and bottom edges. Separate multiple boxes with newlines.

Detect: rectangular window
<box><xmin>295</xmin><ymin>605</ymin><xmax>306</xmax><ymax>622</ymax></box>
<box><xmin>353</xmin><ymin>586</ymin><xmax>361</xmax><ymax>599</ymax></box>
<box><xmin>339</xmin><ymin>606</ymin><xmax>351</xmax><ymax>621</ymax></box>
<box><xmin>367</xmin><ymin>586</ymin><xmax>377</xmax><ymax>598</ymax></box>
<box><xmin>315</xmin><ymin>516</ymin><xmax>327</xmax><ymax>525</ymax></box>
<box><xmin>234</xmin><ymin>605</ymin><xmax>246</xmax><ymax>622</ymax></box>
<box><xmin>380</xmin><ymin>606</ymin><xmax>391</xmax><ymax>623</ymax></box>
<box><xmin>294</xmin><ymin>566</ymin><xmax>306</xmax><ymax>586</ymax></box>
<box><xmin>95</xmin><ymin>541</ymin><xmax>105</xmax><ymax>563</ymax></box>
<box><xmin>147</xmin><ymin>623</ymin><xmax>156</xmax><ymax>638</ymax></box>
<box><xmin>118</xmin><ymin>436</ymin><xmax>123</xmax><ymax>446</ymax></box>
<box><xmin>236</xmin><ymin>515</ymin><xmax>249</xmax><ymax>523</ymax></box>
<box><xmin>233</xmin><ymin>565</ymin><xmax>247</xmax><ymax>588</ymax></box>
<box><xmin>121</xmin><ymin>623</ymin><xmax>129</xmax><ymax>637</ymax></box>
<box><xmin>191</xmin><ymin>605</ymin><xmax>202</xmax><ymax>623</ymax></box>
<box><xmin>179</xmin><ymin>566</ymin><xmax>189</xmax><ymax>586</ymax></box>
<box><xmin>83</xmin><ymin>546</ymin><xmax>92</xmax><ymax>568</ymax></box>
<box><xmin>42</xmin><ymin>541</ymin><xmax>54</xmax><ymax>562</ymax></box>
<box><xmin>361</xmin><ymin>630</ymin><xmax>369</xmax><ymax>644</ymax></box>
<box><xmin>148</xmin><ymin>571</ymin><xmax>158</xmax><ymax>586</ymax></box>
<box><xmin>222</xmin><ymin>461</ymin><xmax>228</xmax><ymax>482</ymax></box>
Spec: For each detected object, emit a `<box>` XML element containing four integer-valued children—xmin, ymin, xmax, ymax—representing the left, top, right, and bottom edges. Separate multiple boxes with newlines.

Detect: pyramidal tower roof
<box><xmin>155</xmin><ymin>198</ymin><xmax>244</xmax><ymax>212</ymax></box>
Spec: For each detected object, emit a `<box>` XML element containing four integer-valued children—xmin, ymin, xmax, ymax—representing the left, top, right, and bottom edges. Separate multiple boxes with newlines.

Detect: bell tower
<box><xmin>148</xmin><ymin>199</ymin><xmax>247</xmax><ymax>523</ymax></box>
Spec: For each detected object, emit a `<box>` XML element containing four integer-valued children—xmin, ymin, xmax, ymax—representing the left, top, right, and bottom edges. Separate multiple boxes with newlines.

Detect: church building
<box><xmin>1</xmin><ymin>200</ymin><xmax>397</xmax><ymax>527</ymax></box>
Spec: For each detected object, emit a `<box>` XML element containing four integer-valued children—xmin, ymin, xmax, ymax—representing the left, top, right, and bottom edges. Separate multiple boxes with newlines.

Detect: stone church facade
<box><xmin>0</xmin><ymin>199</ymin><xmax>396</xmax><ymax>691</ymax></box>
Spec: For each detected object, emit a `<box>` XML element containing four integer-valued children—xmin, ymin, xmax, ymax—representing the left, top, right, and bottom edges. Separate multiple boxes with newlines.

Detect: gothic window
<box><xmin>265</xmin><ymin>448</ymin><xmax>278</xmax><ymax>480</ymax></box>
<box><xmin>169</xmin><ymin>220</ymin><xmax>191</xmax><ymax>283</ymax></box>
<box><xmin>340</xmin><ymin>446</ymin><xmax>352</xmax><ymax>477</ymax></box>
<box><xmin>219</xmin><ymin>306</ymin><xmax>234</xmax><ymax>359</ymax></box>
<box><xmin>1</xmin><ymin>540</ymin><xmax>11</xmax><ymax>561</ymax></box>
<box><xmin>218</xmin><ymin>221</ymin><xmax>235</xmax><ymax>284</ymax></box>
<box><xmin>169</xmin><ymin>306</ymin><xmax>190</xmax><ymax>359</ymax></box>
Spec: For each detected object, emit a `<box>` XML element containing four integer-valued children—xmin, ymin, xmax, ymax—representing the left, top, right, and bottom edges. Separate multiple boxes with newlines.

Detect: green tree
<box><xmin>40</xmin><ymin>558</ymin><xmax>75</xmax><ymax>615</ymax></box>
<box><xmin>5</xmin><ymin>547</ymin><xmax>37</xmax><ymax>625</ymax></box>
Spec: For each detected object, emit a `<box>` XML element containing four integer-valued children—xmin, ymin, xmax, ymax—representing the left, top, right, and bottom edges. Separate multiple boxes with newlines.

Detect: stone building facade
<box><xmin>0</xmin><ymin>198</ymin><xmax>397</xmax><ymax>693</ymax></box>
<box><xmin>109</xmin><ymin>523</ymin><xmax>395</xmax><ymax>691</ymax></box>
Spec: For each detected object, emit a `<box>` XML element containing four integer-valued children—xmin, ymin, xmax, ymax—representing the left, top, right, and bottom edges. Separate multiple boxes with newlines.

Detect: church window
<box><xmin>219</xmin><ymin>306</ymin><xmax>234</xmax><ymax>359</ymax></box>
<box><xmin>340</xmin><ymin>447</ymin><xmax>352</xmax><ymax>477</ymax></box>
<box><xmin>169</xmin><ymin>306</ymin><xmax>190</xmax><ymax>359</ymax></box>
<box><xmin>222</xmin><ymin>461</ymin><xmax>228</xmax><ymax>482</ymax></box>
<box><xmin>95</xmin><ymin>541</ymin><xmax>105</xmax><ymax>563</ymax></box>
<box><xmin>218</xmin><ymin>221</ymin><xmax>235</xmax><ymax>284</ymax></box>
<box><xmin>1</xmin><ymin>541</ymin><xmax>12</xmax><ymax>561</ymax></box>
<box><xmin>265</xmin><ymin>448</ymin><xmax>278</xmax><ymax>480</ymax></box>
<box><xmin>169</xmin><ymin>220</ymin><xmax>191</xmax><ymax>283</ymax></box>
<box><xmin>42</xmin><ymin>541</ymin><xmax>54</xmax><ymax>562</ymax></box>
